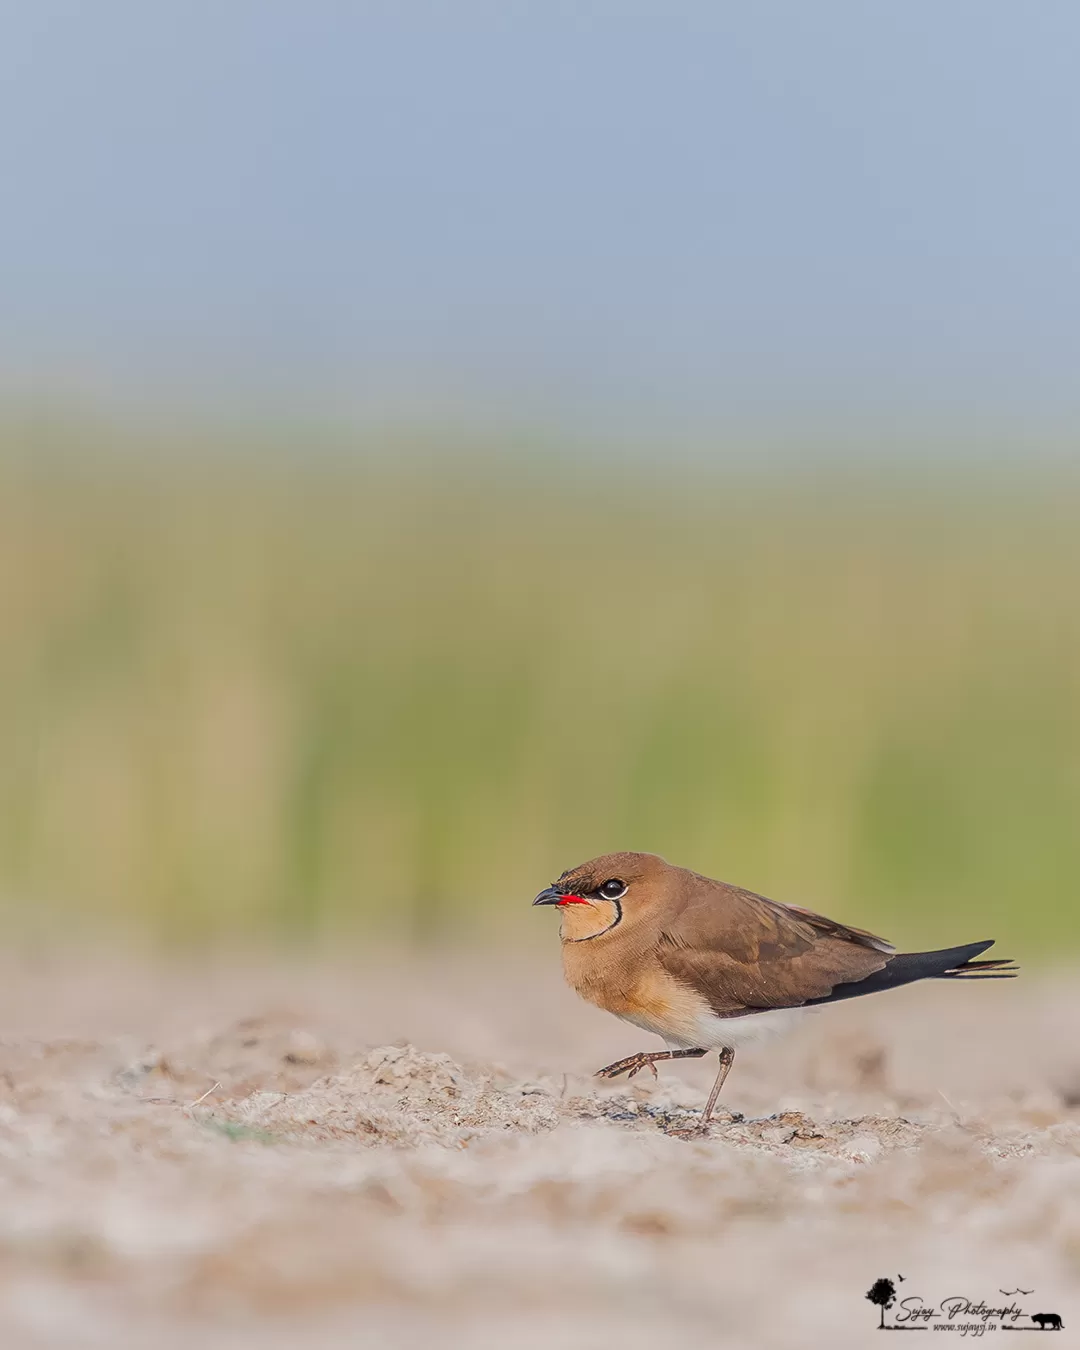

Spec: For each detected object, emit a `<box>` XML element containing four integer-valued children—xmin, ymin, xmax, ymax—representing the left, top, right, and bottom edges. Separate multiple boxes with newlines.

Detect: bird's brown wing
<box><xmin>655</xmin><ymin>880</ymin><xmax>894</xmax><ymax>1017</ymax></box>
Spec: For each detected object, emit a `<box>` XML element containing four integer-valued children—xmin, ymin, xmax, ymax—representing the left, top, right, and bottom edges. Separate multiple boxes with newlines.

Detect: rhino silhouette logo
<box><xmin>1030</xmin><ymin>1312</ymin><xmax>1063</xmax><ymax>1330</ymax></box>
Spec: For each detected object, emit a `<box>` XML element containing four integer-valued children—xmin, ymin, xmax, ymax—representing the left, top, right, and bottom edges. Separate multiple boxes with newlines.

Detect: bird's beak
<box><xmin>533</xmin><ymin>887</ymin><xmax>590</xmax><ymax>906</ymax></box>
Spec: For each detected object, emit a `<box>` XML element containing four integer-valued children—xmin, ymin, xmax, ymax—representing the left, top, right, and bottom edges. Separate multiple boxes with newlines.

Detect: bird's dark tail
<box><xmin>807</xmin><ymin>940</ymin><xmax>1018</xmax><ymax>1007</ymax></box>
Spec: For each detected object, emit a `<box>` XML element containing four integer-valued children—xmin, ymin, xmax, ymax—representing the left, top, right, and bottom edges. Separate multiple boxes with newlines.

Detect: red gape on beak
<box><xmin>532</xmin><ymin>887</ymin><xmax>591</xmax><ymax>906</ymax></box>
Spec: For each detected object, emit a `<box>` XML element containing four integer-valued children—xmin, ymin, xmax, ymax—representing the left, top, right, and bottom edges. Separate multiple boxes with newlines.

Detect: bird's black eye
<box><xmin>598</xmin><ymin>878</ymin><xmax>627</xmax><ymax>900</ymax></box>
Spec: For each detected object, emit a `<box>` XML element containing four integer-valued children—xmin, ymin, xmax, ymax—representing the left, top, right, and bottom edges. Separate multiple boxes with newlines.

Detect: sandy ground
<box><xmin>0</xmin><ymin>947</ymin><xmax>1076</xmax><ymax>1349</ymax></box>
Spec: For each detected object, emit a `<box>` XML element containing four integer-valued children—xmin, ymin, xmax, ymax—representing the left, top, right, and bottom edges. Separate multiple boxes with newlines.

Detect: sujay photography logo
<box><xmin>865</xmin><ymin>1277</ymin><xmax>1064</xmax><ymax>1335</ymax></box>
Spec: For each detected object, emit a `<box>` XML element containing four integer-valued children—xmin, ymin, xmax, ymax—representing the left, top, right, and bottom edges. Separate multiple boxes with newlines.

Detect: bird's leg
<box><xmin>594</xmin><ymin>1048</ymin><xmax>707</xmax><ymax>1081</ymax></box>
<box><xmin>668</xmin><ymin>1047</ymin><xmax>736</xmax><ymax>1137</ymax></box>
<box><xmin>701</xmin><ymin>1046</ymin><xmax>735</xmax><ymax>1123</ymax></box>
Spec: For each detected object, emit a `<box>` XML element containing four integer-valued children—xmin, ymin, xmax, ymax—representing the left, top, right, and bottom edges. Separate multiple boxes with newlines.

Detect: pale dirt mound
<box><xmin>0</xmin><ymin>952</ymin><xmax>1077</xmax><ymax>1349</ymax></box>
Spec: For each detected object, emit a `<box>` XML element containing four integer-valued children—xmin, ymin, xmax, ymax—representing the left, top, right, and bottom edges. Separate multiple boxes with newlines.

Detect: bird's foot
<box><xmin>666</xmin><ymin>1124</ymin><xmax>710</xmax><ymax>1140</ymax></box>
<box><xmin>595</xmin><ymin>1052</ymin><xmax>660</xmax><ymax>1081</ymax></box>
<box><xmin>664</xmin><ymin>1110</ymin><xmax>739</xmax><ymax>1139</ymax></box>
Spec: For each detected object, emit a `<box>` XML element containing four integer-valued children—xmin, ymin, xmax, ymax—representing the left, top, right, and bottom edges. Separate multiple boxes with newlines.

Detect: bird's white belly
<box><xmin>661</xmin><ymin>1006</ymin><xmax>807</xmax><ymax>1051</ymax></box>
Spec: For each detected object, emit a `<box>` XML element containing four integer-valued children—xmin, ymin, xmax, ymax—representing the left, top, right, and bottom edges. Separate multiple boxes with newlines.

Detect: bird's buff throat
<box><xmin>558</xmin><ymin>896</ymin><xmax>622</xmax><ymax>943</ymax></box>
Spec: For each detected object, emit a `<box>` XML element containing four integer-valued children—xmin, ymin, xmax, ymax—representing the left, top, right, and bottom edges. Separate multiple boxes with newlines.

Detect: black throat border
<box><xmin>564</xmin><ymin>896</ymin><xmax>623</xmax><ymax>943</ymax></box>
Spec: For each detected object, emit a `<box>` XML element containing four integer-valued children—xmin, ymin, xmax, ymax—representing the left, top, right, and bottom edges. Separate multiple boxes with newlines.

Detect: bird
<box><xmin>533</xmin><ymin>852</ymin><xmax>1017</xmax><ymax>1134</ymax></box>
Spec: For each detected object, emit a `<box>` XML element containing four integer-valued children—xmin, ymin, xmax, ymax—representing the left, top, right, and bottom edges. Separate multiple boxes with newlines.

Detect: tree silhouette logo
<box><xmin>867</xmin><ymin>1277</ymin><xmax>898</xmax><ymax>1329</ymax></box>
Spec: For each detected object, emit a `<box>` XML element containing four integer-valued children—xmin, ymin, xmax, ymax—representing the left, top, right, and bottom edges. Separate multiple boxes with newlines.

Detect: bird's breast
<box><xmin>560</xmin><ymin>941</ymin><xmax>712</xmax><ymax>1046</ymax></box>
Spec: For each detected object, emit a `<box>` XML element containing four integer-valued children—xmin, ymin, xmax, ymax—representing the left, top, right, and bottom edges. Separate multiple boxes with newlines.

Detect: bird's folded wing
<box><xmin>655</xmin><ymin>883</ymin><xmax>894</xmax><ymax>1016</ymax></box>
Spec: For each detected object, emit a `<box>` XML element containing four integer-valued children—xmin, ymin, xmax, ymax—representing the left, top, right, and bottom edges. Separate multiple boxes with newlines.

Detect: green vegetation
<box><xmin>203</xmin><ymin>1120</ymin><xmax>282</xmax><ymax>1146</ymax></box>
<box><xmin>1</xmin><ymin>426</ymin><xmax>1077</xmax><ymax>956</ymax></box>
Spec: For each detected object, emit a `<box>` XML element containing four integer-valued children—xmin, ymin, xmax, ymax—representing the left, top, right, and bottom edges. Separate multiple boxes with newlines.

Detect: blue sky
<box><xmin>3</xmin><ymin>2</ymin><xmax>1080</xmax><ymax>440</ymax></box>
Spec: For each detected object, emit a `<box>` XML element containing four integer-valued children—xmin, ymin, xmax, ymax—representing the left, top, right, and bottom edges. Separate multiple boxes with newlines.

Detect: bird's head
<box><xmin>532</xmin><ymin>851</ymin><xmax>672</xmax><ymax>942</ymax></box>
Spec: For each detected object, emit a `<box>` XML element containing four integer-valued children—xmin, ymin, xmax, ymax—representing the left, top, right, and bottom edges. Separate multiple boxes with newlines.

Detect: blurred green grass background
<box><xmin>2</xmin><ymin>423</ymin><xmax>1077</xmax><ymax>957</ymax></box>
